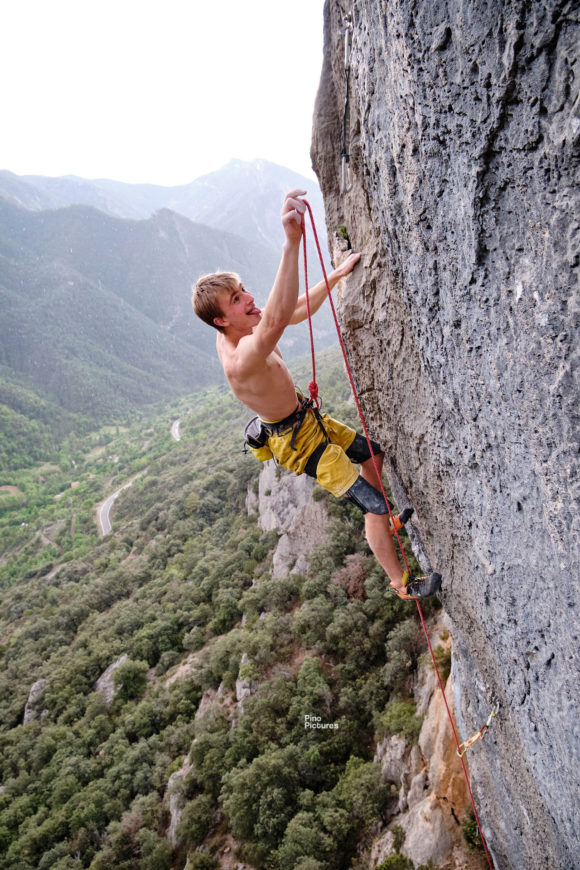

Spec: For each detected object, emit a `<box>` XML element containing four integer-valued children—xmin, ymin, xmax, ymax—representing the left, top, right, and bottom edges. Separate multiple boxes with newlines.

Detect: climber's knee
<box><xmin>343</xmin><ymin>475</ymin><xmax>392</xmax><ymax>515</ymax></box>
<box><xmin>345</xmin><ymin>432</ymin><xmax>382</xmax><ymax>464</ymax></box>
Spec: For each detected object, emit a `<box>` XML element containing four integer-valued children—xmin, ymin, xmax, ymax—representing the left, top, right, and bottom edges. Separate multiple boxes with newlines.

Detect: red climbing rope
<box><xmin>300</xmin><ymin>217</ymin><xmax>319</xmax><ymax>408</ymax></box>
<box><xmin>299</xmin><ymin>201</ymin><xmax>494</xmax><ymax>870</ymax></box>
<box><xmin>300</xmin><ymin>206</ymin><xmax>412</xmax><ymax>576</ymax></box>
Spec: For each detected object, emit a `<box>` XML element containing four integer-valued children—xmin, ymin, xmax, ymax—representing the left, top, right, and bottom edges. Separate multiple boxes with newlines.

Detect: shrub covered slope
<box><xmin>0</xmin><ymin>350</ymin><xmax>435</xmax><ymax>870</ymax></box>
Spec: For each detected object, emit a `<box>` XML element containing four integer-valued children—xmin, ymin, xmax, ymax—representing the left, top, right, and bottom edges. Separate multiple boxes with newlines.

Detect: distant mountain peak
<box><xmin>0</xmin><ymin>160</ymin><xmax>323</xmax><ymax>248</ymax></box>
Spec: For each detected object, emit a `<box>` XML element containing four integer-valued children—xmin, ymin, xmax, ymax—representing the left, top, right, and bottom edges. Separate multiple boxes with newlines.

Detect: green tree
<box><xmin>333</xmin><ymin>756</ymin><xmax>388</xmax><ymax>827</ymax></box>
<box><xmin>221</xmin><ymin>745</ymin><xmax>303</xmax><ymax>852</ymax></box>
<box><xmin>289</xmin><ymin>657</ymin><xmax>333</xmax><ymax>724</ymax></box>
<box><xmin>113</xmin><ymin>660</ymin><xmax>149</xmax><ymax>702</ymax></box>
<box><xmin>376</xmin><ymin>856</ymin><xmax>414</xmax><ymax>870</ymax></box>
<box><xmin>272</xmin><ymin>811</ymin><xmax>330</xmax><ymax>868</ymax></box>
<box><xmin>376</xmin><ymin>699</ymin><xmax>423</xmax><ymax>744</ymax></box>
<box><xmin>177</xmin><ymin>794</ymin><xmax>215</xmax><ymax>848</ymax></box>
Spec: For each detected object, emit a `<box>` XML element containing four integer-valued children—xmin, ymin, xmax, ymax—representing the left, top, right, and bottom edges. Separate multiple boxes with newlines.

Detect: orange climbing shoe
<box><xmin>388</xmin><ymin>584</ymin><xmax>415</xmax><ymax>601</ymax></box>
<box><xmin>389</xmin><ymin>506</ymin><xmax>414</xmax><ymax>536</ymax></box>
<box><xmin>388</xmin><ymin>571</ymin><xmax>442</xmax><ymax>601</ymax></box>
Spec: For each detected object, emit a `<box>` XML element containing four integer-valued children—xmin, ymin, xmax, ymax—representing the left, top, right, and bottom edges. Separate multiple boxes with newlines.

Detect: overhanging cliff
<box><xmin>311</xmin><ymin>2</ymin><xmax>579</xmax><ymax>869</ymax></box>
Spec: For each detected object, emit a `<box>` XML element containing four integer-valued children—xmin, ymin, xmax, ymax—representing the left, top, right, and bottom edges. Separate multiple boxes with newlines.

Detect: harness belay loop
<box><xmin>288</xmin><ymin>396</ymin><xmax>328</xmax><ymax>451</ymax></box>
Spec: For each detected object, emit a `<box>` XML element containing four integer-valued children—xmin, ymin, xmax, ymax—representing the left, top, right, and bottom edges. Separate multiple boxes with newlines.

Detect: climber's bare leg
<box><xmin>360</xmin><ymin>453</ymin><xmax>408</xmax><ymax>595</ymax></box>
<box><xmin>360</xmin><ymin>450</ymin><xmax>384</xmax><ymax>489</ymax></box>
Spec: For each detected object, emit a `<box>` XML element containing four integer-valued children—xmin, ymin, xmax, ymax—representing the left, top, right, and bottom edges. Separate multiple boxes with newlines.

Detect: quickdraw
<box><xmin>457</xmin><ymin>706</ymin><xmax>499</xmax><ymax>758</ymax></box>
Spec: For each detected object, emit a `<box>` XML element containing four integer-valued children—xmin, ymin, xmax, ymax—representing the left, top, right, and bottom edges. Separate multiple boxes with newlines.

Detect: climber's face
<box><xmin>213</xmin><ymin>282</ymin><xmax>261</xmax><ymax>333</ymax></box>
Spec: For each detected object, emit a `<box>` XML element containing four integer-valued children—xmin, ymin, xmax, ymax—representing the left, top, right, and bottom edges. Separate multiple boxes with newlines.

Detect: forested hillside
<box><xmin>0</xmin><ymin>351</ymin><xmax>447</xmax><ymax>870</ymax></box>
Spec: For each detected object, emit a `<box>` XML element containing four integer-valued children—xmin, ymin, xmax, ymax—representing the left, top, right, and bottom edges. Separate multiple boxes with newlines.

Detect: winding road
<box><xmin>96</xmin><ymin>421</ymin><xmax>179</xmax><ymax>536</ymax></box>
<box><xmin>96</xmin><ymin>473</ymin><xmax>144</xmax><ymax>536</ymax></box>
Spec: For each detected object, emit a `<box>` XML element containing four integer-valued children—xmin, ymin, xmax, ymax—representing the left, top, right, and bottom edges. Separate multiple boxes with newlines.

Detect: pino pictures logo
<box><xmin>304</xmin><ymin>714</ymin><xmax>338</xmax><ymax>730</ymax></box>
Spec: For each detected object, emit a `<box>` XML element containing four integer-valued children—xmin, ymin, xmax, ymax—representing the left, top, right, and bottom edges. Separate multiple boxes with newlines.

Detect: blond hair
<box><xmin>192</xmin><ymin>271</ymin><xmax>241</xmax><ymax>332</ymax></box>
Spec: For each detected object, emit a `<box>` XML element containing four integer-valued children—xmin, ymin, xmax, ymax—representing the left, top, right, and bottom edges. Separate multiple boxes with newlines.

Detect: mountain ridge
<box><xmin>0</xmin><ymin>159</ymin><xmax>327</xmax><ymax>252</ymax></box>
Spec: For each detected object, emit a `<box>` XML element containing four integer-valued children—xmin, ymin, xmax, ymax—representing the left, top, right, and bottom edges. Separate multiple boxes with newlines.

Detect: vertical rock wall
<box><xmin>311</xmin><ymin>2</ymin><xmax>579</xmax><ymax>868</ymax></box>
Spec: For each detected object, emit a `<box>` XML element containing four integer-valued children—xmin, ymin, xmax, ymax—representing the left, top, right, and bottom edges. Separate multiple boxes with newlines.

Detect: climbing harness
<box><xmin>261</xmin><ymin>395</ymin><xmax>329</xmax><ymax>451</ymax></box>
<box><xmin>243</xmin><ymin>395</ymin><xmax>329</xmax><ymax>462</ymax></box>
<box><xmin>299</xmin><ymin>201</ymin><xmax>495</xmax><ymax>870</ymax></box>
<box><xmin>341</xmin><ymin>16</ymin><xmax>353</xmax><ymax>194</ymax></box>
<box><xmin>457</xmin><ymin>706</ymin><xmax>499</xmax><ymax>758</ymax></box>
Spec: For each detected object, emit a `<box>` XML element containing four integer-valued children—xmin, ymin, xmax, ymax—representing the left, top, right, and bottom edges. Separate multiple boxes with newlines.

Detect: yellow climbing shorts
<box><xmin>263</xmin><ymin>408</ymin><xmax>360</xmax><ymax>498</ymax></box>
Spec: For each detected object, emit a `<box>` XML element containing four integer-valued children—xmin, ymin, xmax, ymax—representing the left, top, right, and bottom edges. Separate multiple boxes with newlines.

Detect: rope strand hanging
<box><xmin>300</xmin><ymin>204</ymin><xmax>412</xmax><ymax>575</ymax></box>
<box><xmin>299</xmin><ymin>201</ymin><xmax>495</xmax><ymax>870</ymax></box>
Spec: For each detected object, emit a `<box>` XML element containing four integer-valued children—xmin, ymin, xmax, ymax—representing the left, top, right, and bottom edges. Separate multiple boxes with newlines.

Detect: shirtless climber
<box><xmin>192</xmin><ymin>190</ymin><xmax>441</xmax><ymax>600</ymax></box>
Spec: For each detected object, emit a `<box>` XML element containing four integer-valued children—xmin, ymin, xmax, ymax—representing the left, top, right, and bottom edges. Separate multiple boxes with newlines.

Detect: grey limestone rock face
<box><xmin>256</xmin><ymin>459</ymin><xmax>315</xmax><ymax>533</ymax></box>
<box><xmin>255</xmin><ymin>459</ymin><xmax>331</xmax><ymax>578</ymax></box>
<box><xmin>312</xmin><ymin>2</ymin><xmax>579</xmax><ymax>869</ymax></box>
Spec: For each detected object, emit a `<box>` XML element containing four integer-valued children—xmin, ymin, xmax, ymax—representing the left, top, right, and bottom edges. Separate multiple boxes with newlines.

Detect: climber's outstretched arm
<box><xmin>289</xmin><ymin>252</ymin><xmax>361</xmax><ymax>325</ymax></box>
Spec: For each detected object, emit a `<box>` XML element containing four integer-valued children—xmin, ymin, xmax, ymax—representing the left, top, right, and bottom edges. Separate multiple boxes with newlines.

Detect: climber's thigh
<box><xmin>267</xmin><ymin>410</ymin><xmax>328</xmax><ymax>475</ymax></box>
<box><xmin>320</xmin><ymin>414</ymin><xmax>358</xmax><ymax>452</ymax></box>
<box><xmin>314</xmin><ymin>443</ymin><xmax>359</xmax><ymax>498</ymax></box>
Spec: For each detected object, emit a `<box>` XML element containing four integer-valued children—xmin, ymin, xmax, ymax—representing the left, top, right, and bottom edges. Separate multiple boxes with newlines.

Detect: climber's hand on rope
<box><xmin>332</xmin><ymin>251</ymin><xmax>361</xmax><ymax>279</ymax></box>
<box><xmin>281</xmin><ymin>189</ymin><xmax>307</xmax><ymax>244</ymax></box>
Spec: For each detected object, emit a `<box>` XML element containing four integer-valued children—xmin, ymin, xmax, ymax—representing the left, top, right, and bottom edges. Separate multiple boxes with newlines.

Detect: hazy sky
<box><xmin>2</xmin><ymin>0</ymin><xmax>326</xmax><ymax>185</ymax></box>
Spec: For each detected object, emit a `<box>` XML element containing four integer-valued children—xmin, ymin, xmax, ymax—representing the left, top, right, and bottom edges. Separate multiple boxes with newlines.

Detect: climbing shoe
<box><xmin>389</xmin><ymin>506</ymin><xmax>414</xmax><ymax>536</ymax></box>
<box><xmin>388</xmin><ymin>571</ymin><xmax>442</xmax><ymax>601</ymax></box>
<box><xmin>406</xmin><ymin>572</ymin><xmax>442</xmax><ymax>598</ymax></box>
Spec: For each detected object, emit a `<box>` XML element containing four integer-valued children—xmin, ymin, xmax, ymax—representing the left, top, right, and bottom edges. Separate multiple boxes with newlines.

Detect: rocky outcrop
<box><xmin>23</xmin><ymin>678</ymin><xmax>48</xmax><ymax>725</ymax></box>
<box><xmin>312</xmin><ymin>3</ymin><xmax>579</xmax><ymax>868</ymax></box>
<box><xmin>166</xmin><ymin>684</ymin><xmax>232</xmax><ymax>852</ymax></box>
<box><xmin>255</xmin><ymin>460</ymin><xmax>332</xmax><ymax>577</ymax></box>
<box><xmin>256</xmin><ymin>460</ymin><xmax>315</xmax><ymax>533</ymax></box>
<box><xmin>371</xmin><ymin>618</ymin><xmax>475</xmax><ymax>869</ymax></box>
<box><xmin>236</xmin><ymin>652</ymin><xmax>259</xmax><ymax>713</ymax></box>
<box><xmin>93</xmin><ymin>654</ymin><xmax>128</xmax><ymax>705</ymax></box>
<box><xmin>166</xmin><ymin>755</ymin><xmax>193</xmax><ymax>848</ymax></box>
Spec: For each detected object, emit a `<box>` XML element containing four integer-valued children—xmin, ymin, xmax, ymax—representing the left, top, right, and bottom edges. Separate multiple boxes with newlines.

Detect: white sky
<box><xmin>1</xmin><ymin>0</ymin><xmax>326</xmax><ymax>185</ymax></box>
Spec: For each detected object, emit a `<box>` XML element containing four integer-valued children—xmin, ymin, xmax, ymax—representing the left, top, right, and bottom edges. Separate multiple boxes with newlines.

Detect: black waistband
<box><xmin>261</xmin><ymin>402</ymin><xmax>303</xmax><ymax>435</ymax></box>
<box><xmin>261</xmin><ymin>396</ymin><xmax>328</xmax><ymax>451</ymax></box>
<box><xmin>260</xmin><ymin>398</ymin><xmax>308</xmax><ymax>438</ymax></box>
